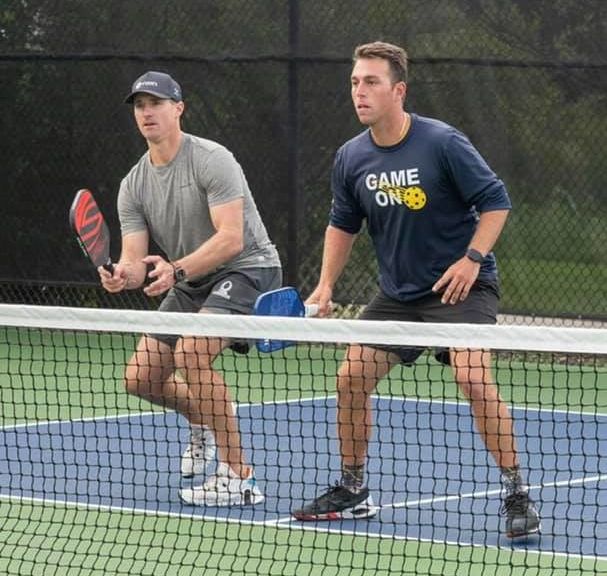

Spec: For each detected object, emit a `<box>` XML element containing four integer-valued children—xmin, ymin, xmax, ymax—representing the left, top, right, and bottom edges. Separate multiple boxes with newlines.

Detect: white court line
<box><xmin>2</xmin><ymin>392</ymin><xmax>605</xmax><ymax>432</ymax></box>
<box><xmin>371</xmin><ymin>394</ymin><xmax>607</xmax><ymax>419</ymax></box>
<box><xmin>264</xmin><ymin>518</ymin><xmax>607</xmax><ymax>564</ymax></box>
<box><xmin>1</xmin><ymin>489</ymin><xmax>604</xmax><ymax>564</ymax></box>
<box><xmin>0</xmin><ymin>394</ymin><xmax>334</xmax><ymax>432</ymax></box>
<box><xmin>0</xmin><ymin>410</ymin><xmax>161</xmax><ymax>431</ymax></box>
<box><xmin>263</xmin><ymin>474</ymin><xmax>607</xmax><ymax>563</ymax></box>
<box><xmin>0</xmin><ymin>491</ymin><xmax>275</xmax><ymax>529</ymax></box>
<box><xmin>268</xmin><ymin>473</ymin><xmax>607</xmax><ymax>520</ymax></box>
<box><xmin>385</xmin><ymin>473</ymin><xmax>607</xmax><ymax>509</ymax></box>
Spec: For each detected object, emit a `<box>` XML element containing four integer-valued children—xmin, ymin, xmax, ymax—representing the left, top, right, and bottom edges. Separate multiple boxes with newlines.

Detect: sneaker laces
<box><xmin>202</xmin><ymin>463</ymin><xmax>239</xmax><ymax>490</ymax></box>
<box><xmin>327</xmin><ymin>481</ymin><xmax>346</xmax><ymax>493</ymax></box>
<box><xmin>189</xmin><ymin>426</ymin><xmax>211</xmax><ymax>454</ymax></box>
<box><xmin>320</xmin><ymin>483</ymin><xmax>357</xmax><ymax>503</ymax></box>
<box><xmin>202</xmin><ymin>474</ymin><xmax>226</xmax><ymax>491</ymax></box>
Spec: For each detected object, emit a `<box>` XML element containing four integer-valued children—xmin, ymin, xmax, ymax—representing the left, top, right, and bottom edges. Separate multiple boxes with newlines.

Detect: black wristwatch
<box><xmin>171</xmin><ymin>263</ymin><xmax>187</xmax><ymax>282</ymax></box>
<box><xmin>465</xmin><ymin>248</ymin><xmax>485</xmax><ymax>264</ymax></box>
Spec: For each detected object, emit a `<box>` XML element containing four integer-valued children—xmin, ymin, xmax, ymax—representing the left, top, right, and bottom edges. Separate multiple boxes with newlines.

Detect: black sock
<box><xmin>341</xmin><ymin>464</ymin><xmax>365</xmax><ymax>493</ymax></box>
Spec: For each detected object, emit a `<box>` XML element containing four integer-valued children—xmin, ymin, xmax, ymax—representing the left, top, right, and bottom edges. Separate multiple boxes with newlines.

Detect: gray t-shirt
<box><xmin>118</xmin><ymin>133</ymin><xmax>281</xmax><ymax>279</ymax></box>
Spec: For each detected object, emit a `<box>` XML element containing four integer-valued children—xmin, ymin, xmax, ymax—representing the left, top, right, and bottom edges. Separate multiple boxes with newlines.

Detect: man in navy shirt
<box><xmin>292</xmin><ymin>41</ymin><xmax>540</xmax><ymax>538</ymax></box>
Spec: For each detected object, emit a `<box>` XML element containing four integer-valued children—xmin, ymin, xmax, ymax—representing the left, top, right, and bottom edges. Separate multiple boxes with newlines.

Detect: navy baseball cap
<box><xmin>124</xmin><ymin>71</ymin><xmax>183</xmax><ymax>103</ymax></box>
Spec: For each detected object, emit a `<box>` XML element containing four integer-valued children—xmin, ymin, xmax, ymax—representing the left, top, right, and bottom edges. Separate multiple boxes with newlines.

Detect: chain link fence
<box><xmin>2</xmin><ymin>0</ymin><xmax>606</xmax><ymax>321</ymax></box>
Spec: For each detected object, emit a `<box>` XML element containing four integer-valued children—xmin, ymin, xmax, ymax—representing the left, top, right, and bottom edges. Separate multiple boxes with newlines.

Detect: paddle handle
<box><xmin>304</xmin><ymin>304</ymin><xmax>319</xmax><ymax>317</ymax></box>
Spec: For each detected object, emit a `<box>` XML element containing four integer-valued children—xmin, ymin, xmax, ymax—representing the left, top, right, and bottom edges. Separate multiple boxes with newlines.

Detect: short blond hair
<box><xmin>353</xmin><ymin>41</ymin><xmax>408</xmax><ymax>84</ymax></box>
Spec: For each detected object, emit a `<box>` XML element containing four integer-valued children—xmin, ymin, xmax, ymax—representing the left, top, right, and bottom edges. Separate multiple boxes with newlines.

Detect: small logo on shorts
<box><xmin>212</xmin><ymin>280</ymin><xmax>233</xmax><ymax>300</ymax></box>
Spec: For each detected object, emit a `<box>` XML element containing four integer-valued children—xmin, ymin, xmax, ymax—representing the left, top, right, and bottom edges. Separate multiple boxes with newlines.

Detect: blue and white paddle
<box><xmin>253</xmin><ymin>287</ymin><xmax>318</xmax><ymax>352</ymax></box>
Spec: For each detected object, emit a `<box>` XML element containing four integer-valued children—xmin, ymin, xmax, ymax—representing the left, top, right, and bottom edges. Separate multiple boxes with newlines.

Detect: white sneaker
<box><xmin>181</xmin><ymin>425</ymin><xmax>217</xmax><ymax>478</ymax></box>
<box><xmin>179</xmin><ymin>463</ymin><xmax>264</xmax><ymax>507</ymax></box>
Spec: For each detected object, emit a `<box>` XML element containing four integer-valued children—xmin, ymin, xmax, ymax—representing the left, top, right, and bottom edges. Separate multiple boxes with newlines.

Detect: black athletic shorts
<box><xmin>151</xmin><ymin>267</ymin><xmax>282</xmax><ymax>350</ymax></box>
<box><xmin>359</xmin><ymin>281</ymin><xmax>499</xmax><ymax>366</ymax></box>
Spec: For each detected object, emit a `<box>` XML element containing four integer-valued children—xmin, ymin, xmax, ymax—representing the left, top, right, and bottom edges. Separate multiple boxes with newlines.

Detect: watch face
<box><xmin>466</xmin><ymin>249</ymin><xmax>484</xmax><ymax>263</ymax></box>
<box><xmin>173</xmin><ymin>266</ymin><xmax>186</xmax><ymax>281</ymax></box>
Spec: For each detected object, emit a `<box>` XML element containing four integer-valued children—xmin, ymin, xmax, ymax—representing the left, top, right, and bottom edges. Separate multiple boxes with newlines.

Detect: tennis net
<box><xmin>0</xmin><ymin>304</ymin><xmax>606</xmax><ymax>576</ymax></box>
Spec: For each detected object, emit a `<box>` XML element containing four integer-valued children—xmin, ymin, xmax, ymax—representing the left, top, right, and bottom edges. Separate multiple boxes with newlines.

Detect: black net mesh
<box><xmin>0</xmin><ymin>305</ymin><xmax>605</xmax><ymax>575</ymax></box>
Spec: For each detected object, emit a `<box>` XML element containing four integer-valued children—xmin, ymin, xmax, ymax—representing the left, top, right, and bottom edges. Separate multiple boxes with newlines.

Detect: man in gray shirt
<box><xmin>99</xmin><ymin>71</ymin><xmax>281</xmax><ymax>507</ymax></box>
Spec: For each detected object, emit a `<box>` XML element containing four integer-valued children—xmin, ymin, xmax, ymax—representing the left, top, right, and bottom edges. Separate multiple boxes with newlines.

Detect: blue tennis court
<box><xmin>1</xmin><ymin>396</ymin><xmax>605</xmax><ymax>560</ymax></box>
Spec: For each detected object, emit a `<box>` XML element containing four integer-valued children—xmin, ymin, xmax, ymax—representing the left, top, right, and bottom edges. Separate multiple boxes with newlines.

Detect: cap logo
<box><xmin>136</xmin><ymin>81</ymin><xmax>159</xmax><ymax>89</ymax></box>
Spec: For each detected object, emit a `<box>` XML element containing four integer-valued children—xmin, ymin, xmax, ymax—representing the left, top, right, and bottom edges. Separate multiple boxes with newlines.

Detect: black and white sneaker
<box><xmin>501</xmin><ymin>491</ymin><xmax>541</xmax><ymax>538</ymax></box>
<box><xmin>292</xmin><ymin>484</ymin><xmax>377</xmax><ymax>521</ymax></box>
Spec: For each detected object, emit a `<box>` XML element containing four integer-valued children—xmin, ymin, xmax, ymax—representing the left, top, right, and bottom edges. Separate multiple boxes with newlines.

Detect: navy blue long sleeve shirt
<box><xmin>329</xmin><ymin>114</ymin><xmax>512</xmax><ymax>302</ymax></box>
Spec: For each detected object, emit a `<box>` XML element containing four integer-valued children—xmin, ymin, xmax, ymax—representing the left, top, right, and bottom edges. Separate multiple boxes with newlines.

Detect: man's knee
<box><xmin>174</xmin><ymin>336</ymin><xmax>223</xmax><ymax>373</ymax></box>
<box><xmin>123</xmin><ymin>373</ymin><xmax>143</xmax><ymax>397</ymax></box>
<box><xmin>336</xmin><ymin>364</ymin><xmax>372</xmax><ymax>396</ymax></box>
<box><xmin>455</xmin><ymin>373</ymin><xmax>500</xmax><ymax>403</ymax></box>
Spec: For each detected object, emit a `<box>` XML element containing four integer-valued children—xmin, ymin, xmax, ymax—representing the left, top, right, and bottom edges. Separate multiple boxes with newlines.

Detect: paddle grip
<box><xmin>304</xmin><ymin>304</ymin><xmax>319</xmax><ymax>317</ymax></box>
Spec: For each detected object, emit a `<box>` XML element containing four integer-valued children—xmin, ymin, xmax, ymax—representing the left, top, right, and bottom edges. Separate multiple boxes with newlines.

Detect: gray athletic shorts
<box><xmin>359</xmin><ymin>282</ymin><xmax>499</xmax><ymax>365</ymax></box>
<box><xmin>151</xmin><ymin>267</ymin><xmax>282</xmax><ymax>350</ymax></box>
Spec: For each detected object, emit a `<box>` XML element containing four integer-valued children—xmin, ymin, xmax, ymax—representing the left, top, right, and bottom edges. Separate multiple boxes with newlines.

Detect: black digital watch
<box><xmin>172</xmin><ymin>263</ymin><xmax>187</xmax><ymax>282</ymax></box>
<box><xmin>465</xmin><ymin>248</ymin><xmax>485</xmax><ymax>264</ymax></box>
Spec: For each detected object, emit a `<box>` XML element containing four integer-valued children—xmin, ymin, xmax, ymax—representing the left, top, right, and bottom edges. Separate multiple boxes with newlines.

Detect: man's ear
<box><xmin>396</xmin><ymin>81</ymin><xmax>407</xmax><ymax>104</ymax></box>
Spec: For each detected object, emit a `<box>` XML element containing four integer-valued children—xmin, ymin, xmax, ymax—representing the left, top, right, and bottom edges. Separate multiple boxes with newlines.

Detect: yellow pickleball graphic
<box><xmin>385</xmin><ymin>185</ymin><xmax>427</xmax><ymax>210</ymax></box>
<box><xmin>402</xmin><ymin>186</ymin><xmax>426</xmax><ymax>210</ymax></box>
